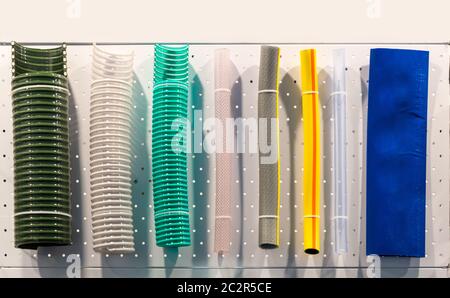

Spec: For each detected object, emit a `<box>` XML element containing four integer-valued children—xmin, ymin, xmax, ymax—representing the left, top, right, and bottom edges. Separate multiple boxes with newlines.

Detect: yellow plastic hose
<box><xmin>300</xmin><ymin>49</ymin><xmax>321</xmax><ymax>255</ymax></box>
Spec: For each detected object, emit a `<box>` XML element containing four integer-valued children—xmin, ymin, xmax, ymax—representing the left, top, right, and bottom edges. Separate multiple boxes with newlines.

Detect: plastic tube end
<box><xmin>304</xmin><ymin>248</ymin><xmax>320</xmax><ymax>255</ymax></box>
<box><xmin>259</xmin><ymin>243</ymin><xmax>279</xmax><ymax>249</ymax></box>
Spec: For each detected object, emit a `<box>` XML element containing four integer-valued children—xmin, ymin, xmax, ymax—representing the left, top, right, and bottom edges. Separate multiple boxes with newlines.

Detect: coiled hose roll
<box><xmin>257</xmin><ymin>46</ymin><xmax>281</xmax><ymax>248</ymax></box>
<box><xmin>151</xmin><ymin>44</ymin><xmax>191</xmax><ymax>247</ymax></box>
<box><xmin>11</xmin><ymin>42</ymin><xmax>71</xmax><ymax>249</ymax></box>
<box><xmin>89</xmin><ymin>45</ymin><xmax>135</xmax><ymax>253</ymax></box>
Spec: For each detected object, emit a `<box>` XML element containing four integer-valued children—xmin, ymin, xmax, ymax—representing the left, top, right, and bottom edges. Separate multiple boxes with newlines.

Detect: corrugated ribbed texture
<box><xmin>11</xmin><ymin>42</ymin><xmax>71</xmax><ymax>249</ymax></box>
<box><xmin>89</xmin><ymin>45</ymin><xmax>135</xmax><ymax>253</ymax></box>
<box><xmin>151</xmin><ymin>44</ymin><xmax>191</xmax><ymax>247</ymax></box>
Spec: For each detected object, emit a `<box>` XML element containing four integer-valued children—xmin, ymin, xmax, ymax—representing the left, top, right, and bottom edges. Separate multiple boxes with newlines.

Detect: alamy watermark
<box><xmin>167</xmin><ymin>110</ymin><xmax>278</xmax><ymax>164</ymax></box>
<box><xmin>366</xmin><ymin>254</ymin><xmax>381</xmax><ymax>278</ymax></box>
<box><xmin>66</xmin><ymin>0</ymin><xmax>81</xmax><ymax>19</ymax></box>
<box><xmin>366</xmin><ymin>0</ymin><xmax>382</xmax><ymax>19</ymax></box>
<box><xmin>66</xmin><ymin>254</ymin><xmax>81</xmax><ymax>278</ymax></box>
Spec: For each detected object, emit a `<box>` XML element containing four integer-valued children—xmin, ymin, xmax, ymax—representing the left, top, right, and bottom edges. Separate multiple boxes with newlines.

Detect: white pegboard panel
<box><xmin>0</xmin><ymin>44</ymin><xmax>448</xmax><ymax>278</ymax></box>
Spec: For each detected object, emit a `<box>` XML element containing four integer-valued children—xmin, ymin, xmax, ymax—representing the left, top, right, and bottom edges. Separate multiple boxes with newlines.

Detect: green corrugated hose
<box><xmin>12</xmin><ymin>42</ymin><xmax>67</xmax><ymax>76</ymax></box>
<box><xmin>152</xmin><ymin>44</ymin><xmax>191</xmax><ymax>247</ymax></box>
<box><xmin>11</xmin><ymin>42</ymin><xmax>71</xmax><ymax>249</ymax></box>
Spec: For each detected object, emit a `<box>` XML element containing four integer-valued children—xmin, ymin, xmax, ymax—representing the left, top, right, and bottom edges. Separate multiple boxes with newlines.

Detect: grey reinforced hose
<box><xmin>257</xmin><ymin>46</ymin><xmax>280</xmax><ymax>248</ymax></box>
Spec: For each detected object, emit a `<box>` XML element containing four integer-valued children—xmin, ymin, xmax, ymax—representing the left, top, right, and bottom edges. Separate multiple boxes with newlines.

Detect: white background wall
<box><xmin>0</xmin><ymin>0</ymin><xmax>449</xmax><ymax>43</ymax></box>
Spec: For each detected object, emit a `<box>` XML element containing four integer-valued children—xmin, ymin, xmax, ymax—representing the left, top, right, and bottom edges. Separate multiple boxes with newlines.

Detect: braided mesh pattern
<box><xmin>214</xmin><ymin>48</ymin><xmax>232</xmax><ymax>253</ymax></box>
<box><xmin>258</xmin><ymin>46</ymin><xmax>280</xmax><ymax>248</ymax></box>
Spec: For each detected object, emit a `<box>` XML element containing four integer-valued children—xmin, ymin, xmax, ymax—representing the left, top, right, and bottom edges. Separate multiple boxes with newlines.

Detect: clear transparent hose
<box><xmin>331</xmin><ymin>49</ymin><xmax>348</xmax><ymax>254</ymax></box>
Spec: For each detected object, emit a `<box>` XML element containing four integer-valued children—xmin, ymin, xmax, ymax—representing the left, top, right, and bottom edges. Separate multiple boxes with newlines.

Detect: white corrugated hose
<box><xmin>89</xmin><ymin>45</ymin><xmax>135</xmax><ymax>253</ymax></box>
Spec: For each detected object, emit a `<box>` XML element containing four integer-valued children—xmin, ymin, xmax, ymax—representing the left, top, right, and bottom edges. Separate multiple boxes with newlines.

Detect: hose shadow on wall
<box><xmin>357</xmin><ymin>65</ymin><xmax>368</xmax><ymax>278</ymax></box>
<box><xmin>38</xmin><ymin>81</ymin><xmax>83</xmax><ymax>277</ymax></box>
<box><xmin>229</xmin><ymin>66</ymin><xmax>243</xmax><ymax>277</ymax></box>
<box><xmin>278</xmin><ymin>67</ymin><xmax>301</xmax><ymax>278</ymax></box>
<box><xmin>317</xmin><ymin>68</ymin><xmax>334</xmax><ymax>277</ymax></box>
<box><xmin>188</xmin><ymin>64</ymin><xmax>209</xmax><ymax>274</ymax></box>
<box><xmin>130</xmin><ymin>72</ymin><xmax>151</xmax><ymax>274</ymax></box>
